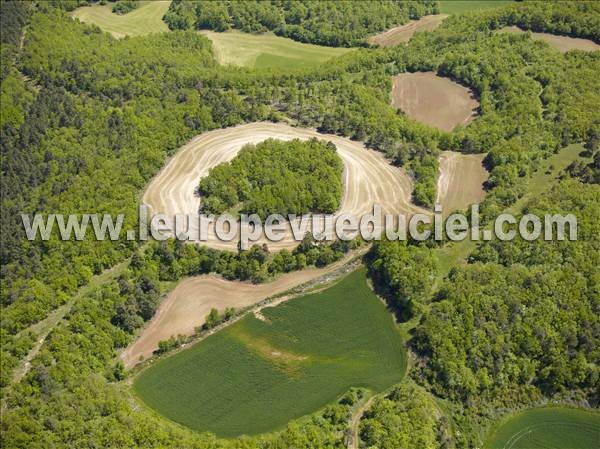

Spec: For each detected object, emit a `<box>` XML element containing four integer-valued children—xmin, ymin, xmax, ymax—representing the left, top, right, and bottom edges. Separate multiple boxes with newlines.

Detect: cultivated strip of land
<box><xmin>142</xmin><ymin>122</ymin><xmax>427</xmax><ymax>250</ymax></box>
<box><xmin>436</xmin><ymin>151</ymin><xmax>488</xmax><ymax>215</ymax></box>
<box><xmin>71</xmin><ymin>1</ymin><xmax>171</xmax><ymax>38</ymax></box>
<box><xmin>500</xmin><ymin>26</ymin><xmax>600</xmax><ymax>53</ymax></box>
<box><xmin>200</xmin><ymin>30</ymin><xmax>351</xmax><ymax>69</ymax></box>
<box><xmin>391</xmin><ymin>72</ymin><xmax>479</xmax><ymax>132</ymax></box>
<box><xmin>121</xmin><ymin>248</ymin><xmax>365</xmax><ymax>368</ymax></box>
<box><xmin>368</xmin><ymin>14</ymin><xmax>448</xmax><ymax>47</ymax></box>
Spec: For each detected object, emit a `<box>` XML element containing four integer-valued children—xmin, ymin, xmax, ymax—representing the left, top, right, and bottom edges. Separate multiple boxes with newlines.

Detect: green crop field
<box><xmin>200</xmin><ymin>30</ymin><xmax>352</xmax><ymax>70</ymax></box>
<box><xmin>71</xmin><ymin>1</ymin><xmax>170</xmax><ymax>38</ymax></box>
<box><xmin>134</xmin><ymin>268</ymin><xmax>406</xmax><ymax>438</ymax></box>
<box><xmin>484</xmin><ymin>407</ymin><xmax>600</xmax><ymax>449</ymax></box>
<box><xmin>439</xmin><ymin>1</ymin><xmax>514</xmax><ymax>15</ymax></box>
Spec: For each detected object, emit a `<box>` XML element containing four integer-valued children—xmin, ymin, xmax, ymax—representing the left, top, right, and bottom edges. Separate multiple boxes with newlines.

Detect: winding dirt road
<box><xmin>142</xmin><ymin>122</ymin><xmax>427</xmax><ymax>250</ymax></box>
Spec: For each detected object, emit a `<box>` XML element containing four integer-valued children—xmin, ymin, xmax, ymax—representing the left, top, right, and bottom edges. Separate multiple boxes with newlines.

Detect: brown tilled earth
<box><xmin>142</xmin><ymin>122</ymin><xmax>428</xmax><ymax>250</ymax></box>
<box><xmin>500</xmin><ymin>26</ymin><xmax>600</xmax><ymax>53</ymax></box>
<box><xmin>391</xmin><ymin>71</ymin><xmax>479</xmax><ymax>132</ymax></box>
<box><xmin>436</xmin><ymin>151</ymin><xmax>488</xmax><ymax>215</ymax></box>
<box><xmin>368</xmin><ymin>14</ymin><xmax>449</xmax><ymax>47</ymax></box>
<box><xmin>120</xmin><ymin>252</ymin><xmax>358</xmax><ymax>368</ymax></box>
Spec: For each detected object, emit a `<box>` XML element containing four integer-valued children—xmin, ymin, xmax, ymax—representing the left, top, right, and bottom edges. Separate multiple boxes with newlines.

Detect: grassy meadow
<box><xmin>134</xmin><ymin>268</ymin><xmax>406</xmax><ymax>438</ymax></box>
<box><xmin>200</xmin><ymin>30</ymin><xmax>352</xmax><ymax>69</ymax></box>
<box><xmin>439</xmin><ymin>1</ymin><xmax>514</xmax><ymax>15</ymax></box>
<box><xmin>71</xmin><ymin>1</ymin><xmax>170</xmax><ymax>38</ymax></box>
<box><xmin>484</xmin><ymin>407</ymin><xmax>600</xmax><ymax>449</ymax></box>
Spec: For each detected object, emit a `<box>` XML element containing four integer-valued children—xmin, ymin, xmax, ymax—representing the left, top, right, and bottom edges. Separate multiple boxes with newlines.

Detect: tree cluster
<box><xmin>198</xmin><ymin>138</ymin><xmax>343</xmax><ymax>217</ymax></box>
<box><xmin>164</xmin><ymin>0</ymin><xmax>439</xmax><ymax>47</ymax></box>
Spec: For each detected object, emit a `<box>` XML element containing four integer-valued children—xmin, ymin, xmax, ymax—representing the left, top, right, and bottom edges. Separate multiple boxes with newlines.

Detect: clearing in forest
<box><xmin>439</xmin><ymin>1</ymin><xmax>514</xmax><ymax>15</ymax></box>
<box><xmin>484</xmin><ymin>407</ymin><xmax>600</xmax><ymax>449</ymax></box>
<box><xmin>133</xmin><ymin>268</ymin><xmax>406</xmax><ymax>438</ymax></box>
<box><xmin>500</xmin><ymin>26</ymin><xmax>600</xmax><ymax>53</ymax></box>
<box><xmin>436</xmin><ymin>151</ymin><xmax>488</xmax><ymax>215</ymax></box>
<box><xmin>71</xmin><ymin>1</ymin><xmax>170</xmax><ymax>38</ymax></box>
<box><xmin>142</xmin><ymin>122</ymin><xmax>426</xmax><ymax>251</ymax></box>
<box><xmin>200</xmin><ymin>30</ymin><xmax>351</xmax><ymax>69</ymax></box>
<box><xmin>391</xmin><ymin>72</ymin><xmax>479</xmax><ymax>132</ymax></box>
<box><xmin>368</xmin><ymin>14</ymin><xmax>448</xmax><ymax>47</ymax></box>
<box><xmin>121</xmin><ymin>251</ymin><xmax>359</xmax><ymax>368</ymax></box>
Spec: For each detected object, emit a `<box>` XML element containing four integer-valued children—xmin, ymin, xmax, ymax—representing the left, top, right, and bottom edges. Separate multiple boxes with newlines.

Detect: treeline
<box><xmin>112</xmin><ymin>1</ymin><xmax>138</xmax><ymax>15</ymax></box>
<box><xmin>198</xmin><ymin>138</ymin><xmax>343</xmax><ymax>217</ymax></box>
<box><xmin>368</xmin><ymin>239</ymin><xmax>437</xmax><ymax>320</ymax></box>
<box><xmin>111</xmin><ymin>235</ymin><xmax>359</xmax><ymax>335</ymax></box>
<box><xmin>359</xmin><ymin>383</ymin><xmax>450</xmax><ymax>449</ymax></box>
<box><xmin>413</xmin><ymin>179</ymin><xmax>600</xmax><ymax>447</ymax></box>
<box><xmin>164</xmin><ymin>0</ymin><xmax>439</xmax><ymax>47</ymax></box>
<box><xmin>496</xmin><ymin>1</ymin><xmax>600</xmax><ymax>43</ymax></box>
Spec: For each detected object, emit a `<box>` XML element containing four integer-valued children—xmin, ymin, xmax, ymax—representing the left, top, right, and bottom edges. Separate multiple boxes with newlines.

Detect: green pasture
<box><xmin>71</xmin><ymin>1</ymin><xmax>170</xmax><ymax>38</ymax></box>
<box><xmin>439</xmin><ymin>1</ymin><xmax>514</xmax><ymax>15</ymax></box>
<box><xmin>200</xmin><ymin>30</ymin><xmax>351</xmax><ymax>70</ymax></box>
<box><xmin>134</xmin><ymin>268</ymin><xmax>406</xmax><ymax>438</ymax></box>
<box><xmin>484</xmin><ymin>407</ymin><xmax>600</xmax><ymax>449</ymax></box>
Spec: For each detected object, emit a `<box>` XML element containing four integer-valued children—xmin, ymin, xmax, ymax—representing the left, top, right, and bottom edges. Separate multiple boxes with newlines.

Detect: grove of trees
<box><xmin>164</xmin><ymin>0</ymin><xmax>439</xmax><ymax>47</ymax></box>
<box><xmin>198</xmin><ymin>138</ymin><xmax>343</xmax><ymax>217</ymax></box>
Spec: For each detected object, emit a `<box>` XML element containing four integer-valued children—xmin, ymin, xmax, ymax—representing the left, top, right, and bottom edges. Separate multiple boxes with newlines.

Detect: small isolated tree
<box><xmin>204</xmin><ymin>308</ymin><xmax>220</xmax><ymax>329</ymax></box>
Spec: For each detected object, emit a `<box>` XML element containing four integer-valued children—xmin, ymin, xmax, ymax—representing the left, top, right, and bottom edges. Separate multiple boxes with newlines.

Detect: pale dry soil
<box><xmin>121</xmin><ymin>251</ymin><xmax>358</xmax><ymax>368</ymax></box>
<box><xmin>142</xmin><ymin>122</ymin><xmax>428</xmax><ymax>250</ymax></box>
<box><xmin>391</xmin><ymin>72</ymin><xmax>479</xmax><ymax>132</ymax></box>
<box><xmin>436</xmin><ymin>151</ymin><xmax>488</xmax><ymax>215</ymax></box>
<box><xmin>500</xmin><ymin>26</ymin><xmax>600</xmax><ymax>53</ymax></box>
<box><xmin>368</xmin><ymin>14</ymin><xmax>449</xmax><ymax>47</ymax></box>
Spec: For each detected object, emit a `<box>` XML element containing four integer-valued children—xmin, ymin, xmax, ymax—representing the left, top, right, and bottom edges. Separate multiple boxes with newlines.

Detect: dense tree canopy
<box><xmin>1</xmin><ymin>1</ymin><xmax>600</xmax><ymax>448</ymax></box>
<box><xmin>164</xmin><ymin>0</ymin><xmax>439</xmax><ymax>47</ymax></box>
<box><xmin>198</xmin><ymin>138</ymin><xmax>343</xmax><ymax>217</ymax></box>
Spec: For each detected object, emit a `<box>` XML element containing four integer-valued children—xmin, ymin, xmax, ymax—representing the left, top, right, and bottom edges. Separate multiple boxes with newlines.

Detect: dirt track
<box><xmin>142</xmin><ymin>122</ymin><xmax>427</xmax><ymax>250</ymax></box>
<box><xmin>121</xmin><ymin>252</ymin><xmax>358</xmax><ymax>368</ymax></box>
<box><xmin>368</xmin><ymin>14</ymin><xmax>448</xmax><ymax>47</ymax></box>
<box><xmin>391</xmin><ymin>72</ymin><xmax>479</xmax><ymax>132</ymax></box>
<box><xmin>500</xmin><ymin>26</ymin><xmax>600</xmax><ymax>53</ymax></box>
<box><xmin>436</xmin><ymin>151</ymin><xmax>488</xmax><ymax>215</ymax></box>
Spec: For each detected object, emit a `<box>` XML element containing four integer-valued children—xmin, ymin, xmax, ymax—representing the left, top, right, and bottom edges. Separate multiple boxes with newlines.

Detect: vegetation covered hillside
<box><xmin>198</xmin><ymin>138</ymin><xmax>343</xmax><ymax>216</ymax></box>
<box><xmin>164</xmin><ymin>0</ymin><xmax>439</xmax><ymax>47</ymax></box>
<box><xmin>1</xmin><ymin>1</ymin><xmax>599</xmax><ymax>448</ymax></box>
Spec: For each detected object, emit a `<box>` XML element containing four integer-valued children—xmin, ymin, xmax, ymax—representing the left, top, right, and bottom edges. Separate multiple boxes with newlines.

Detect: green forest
<box><xmin>198</xmin><ymin>138</ymin><xmax>343</xmax><ymax>217</ymax></box>
<box><xmin>164</xmin><ymin>0</ymin><xmax>439</xmax><ymax>47</ymax></box>
<box><xmin>1</xmin><ymin>1</ymin><xmax>599</xmax><ymax>448</ymax></box>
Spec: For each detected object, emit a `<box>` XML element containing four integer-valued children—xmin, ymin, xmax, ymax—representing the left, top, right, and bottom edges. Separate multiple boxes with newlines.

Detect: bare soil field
<box><xmin>142</xmin><ymin>122</ymin><xmax>427</xmax><ymax>250</ymax></box>
<box><xmin>368</xmin><ymin>14</ymin><xmax>448</xmax><ymax>47</ymax></box>
<box><xmin>391</xmin><ymin>72</ymin><xmax>479</xmax><ymax>132</ymax></box>
<box><xmin>121</xmin><ymin>252</ymin><xmax>358</xmax><ymax>368</ymax></box>
<box><xmin>436</xmin><ymin>151</ymin><xmax>488</xmax><ymax>215</ymax></box>
<box><xmin>500</xmin><ymin>26</ymin><xmax>600</xmax><ymax>53</ymax></box>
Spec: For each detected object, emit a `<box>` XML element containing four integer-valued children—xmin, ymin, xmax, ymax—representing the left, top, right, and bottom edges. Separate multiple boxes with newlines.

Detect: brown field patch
<box><xmin>391</xmin><ymin>71</ymin><xmax>479</xmax><ymax>132</ymax></box>
<box><xmin>368</xmin><ymin>14</ymin><xmax>448</xmax><ymax>47</ymax></box>
<box><xmin>121</xmin><ymin>253</ymin><xmax>355</xmax><ymax>368</ymax></box>
<box><xmin>500</xmin><ymin>26</ymin><xmax>600</xmax><ymax>53</ymax></box>
<box><xmin>436</xmin><ymin>151</ymin><xmax>488</xmax><ymax>215</ymax></box>
<box><xmin>142</xmin><ymin>122</ymin><xmax>427</xmax><ymax>250</ymax></box>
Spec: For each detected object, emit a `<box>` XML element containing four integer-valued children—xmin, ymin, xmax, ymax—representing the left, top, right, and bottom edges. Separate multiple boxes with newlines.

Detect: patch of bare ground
<box><xmin>436</xmin><ymin>151</ymin><xmax>488</xmax><ymax>215</ymax></box>
<box><xmin>391</xmin><ymin>72</ymin><xmax>479</xmax><ymax>132</ymax></box>
<box><xmin>500</xmin><ymin>26</ymin><xmax>600</xmax><ymax>53</ymax></box>
<box><xmin>121</xmin><ymin>250</ymin><xmax>362</xmax><ymax>368</ymax></box>
<box><xmin>368</xmin><ymin>14</ymin><xmax>448</xmax><ymax>47</ymax></box>
<box><xmin>142</xmin><ymin>122</ymin><xmax>427</xmax><ymax>250</ymax></box>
